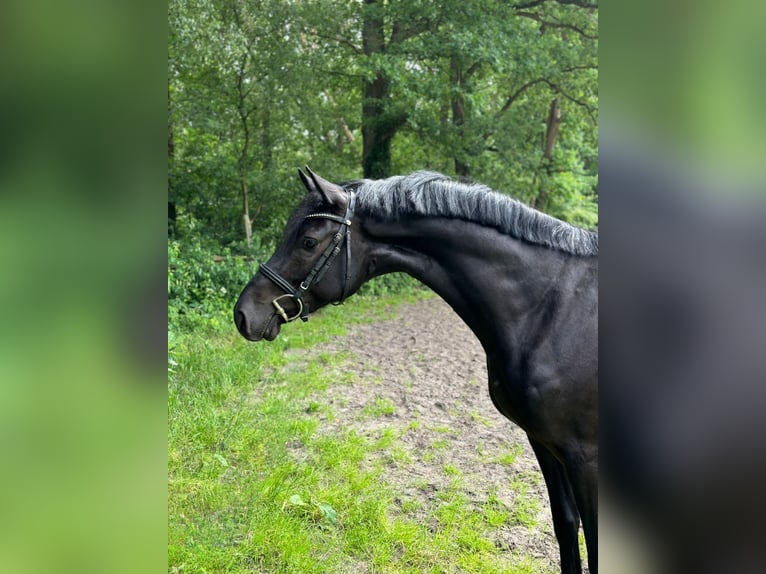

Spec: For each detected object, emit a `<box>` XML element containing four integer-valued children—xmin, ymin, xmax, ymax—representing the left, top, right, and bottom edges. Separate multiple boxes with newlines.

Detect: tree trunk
<box><xmin>361</xmin><ymin>0</ymin><xmax>409</xmax><ymax>179</ymax></box>
<box><xmin>532</xmin><ymin>98</ymin><xmax>562</xmax><ymax>210</ymax></box>
<box><xmin>261</xmin><ymin>107</ymin><xmax>272</xmax><ymax>171</ymax></box>
<box><xmin>362</xmin><ymin>74</ymin><xmax>394</xmax><ymax>179</ymax></box>
<box><xmin>168</xmin><ymin>90</ymin><xmax>177</xmax><ymax>235</ymax></box>
<box><xmin>336</xmin><ymin>117</ymin><xmax>354</xmax><ymax>152</ymax></box>
<box><xmin>450</xmin><ymin>57</ymin><xmax>469</xmax><ymax>177</ymax></box>
<box><xmin>241</xmin><ymin>175</ymin><xmax>252</xmax><ymax>246</ymax></box>
<box><xmin>236</xmin><ymin>61</ymin><xmax>253</xmax><ymax>246</ymax></box>
<box><xmin>543</xmin><ymin>97</ymin><xmax>561</xmax><ymax>162</ymax></box>
<box><xmin>362</xmin><ymin>1</ymin><xmax>388</xmax><ymax>178</ymax></box>
<box><xmin>239</xmin><ymin>155</ymin><xmax>253</xmax><ymax>246</ymax></box>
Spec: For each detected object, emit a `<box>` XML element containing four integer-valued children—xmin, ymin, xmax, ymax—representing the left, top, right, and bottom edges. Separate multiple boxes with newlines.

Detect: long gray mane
<box><xmin>352</xmin><ymin>171</ymin><xmax>598</xmax><ymax>256</ymax></box>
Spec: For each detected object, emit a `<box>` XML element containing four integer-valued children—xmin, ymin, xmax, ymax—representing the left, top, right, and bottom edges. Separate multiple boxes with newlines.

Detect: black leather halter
<box><xmin>258</xmin><ymin>192</ymin><xmax>356</xmax><ymax>323</ymax></box>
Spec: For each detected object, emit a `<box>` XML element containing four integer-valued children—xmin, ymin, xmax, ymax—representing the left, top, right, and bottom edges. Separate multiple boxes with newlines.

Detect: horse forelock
<box><xmin>350</xmin><ymin>171</ymin><xmax>598</xmax><ymax>256</ymax></box>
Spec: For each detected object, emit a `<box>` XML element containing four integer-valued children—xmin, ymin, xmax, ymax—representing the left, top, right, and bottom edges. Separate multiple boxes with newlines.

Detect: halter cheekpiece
<box><xmin>259</xmin><ymin>191</ymin><xmax>356</xmax><ymax>323</ymax></box>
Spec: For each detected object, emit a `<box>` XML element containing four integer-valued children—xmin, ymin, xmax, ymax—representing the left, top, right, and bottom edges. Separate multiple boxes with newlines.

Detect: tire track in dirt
<box><xmin>291</xmin><ymin>297</ymin><xmax>565</xmax><ymax>570</ymax></box>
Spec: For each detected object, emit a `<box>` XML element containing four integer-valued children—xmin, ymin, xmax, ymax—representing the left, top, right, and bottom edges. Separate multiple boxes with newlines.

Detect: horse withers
<box><xmin>234</xmin><ymin>168</ymin><xmax>598</xmax><ymax>574</ymax></box>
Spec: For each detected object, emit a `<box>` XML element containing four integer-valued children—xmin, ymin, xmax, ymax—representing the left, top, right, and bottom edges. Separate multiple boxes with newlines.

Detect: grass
<box><xmin>360</xmin><ymin>395</ymin><xmax>396</xmax><ymax>418</ymax></box>
<box><xmin>168</xmin><ymin>292</ymin><xmax>555</xmax><ymax>574</ymax></box>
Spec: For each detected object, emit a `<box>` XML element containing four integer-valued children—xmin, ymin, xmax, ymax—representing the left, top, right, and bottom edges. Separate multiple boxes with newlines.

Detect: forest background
<box><xmin>168</xmin><ymin>0</ymin><xmax>598</xmax><ymax>328</ymax></box>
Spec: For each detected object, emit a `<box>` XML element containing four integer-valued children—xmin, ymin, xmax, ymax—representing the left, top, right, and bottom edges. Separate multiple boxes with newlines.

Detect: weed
<box><xmin>470</xmin><ymin>410</ymin><xmax>494</xmax><ymax>427</ymax></box>
<box><xmin>488</xmin><ymin>443</ymin><xmax>524</xmax><ymax>466</ymax></box>
<box><xmin>361</xmin><ymin>395</ymin><xmax>396</xmax><ymax>418</ymax></box>
<box><xmin>430</xmin><ymin>438</ymin><xmax>451</xmax><ymax>451</ymax></box>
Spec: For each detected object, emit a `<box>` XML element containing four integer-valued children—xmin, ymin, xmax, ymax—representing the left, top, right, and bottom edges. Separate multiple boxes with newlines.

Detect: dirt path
<box><xmin>294</xmin><ymin>297</ymin><xmax>563</xmax><ymax>570</ymax></box>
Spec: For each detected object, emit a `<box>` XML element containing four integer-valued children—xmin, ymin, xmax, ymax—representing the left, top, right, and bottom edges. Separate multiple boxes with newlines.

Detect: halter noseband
<box><xmin>258</xmin><ymin>192</ymin><xmax>356</xmax><ymax>323</ymax></box>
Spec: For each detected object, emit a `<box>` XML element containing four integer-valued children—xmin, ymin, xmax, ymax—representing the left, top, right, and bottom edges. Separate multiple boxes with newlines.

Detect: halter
<box><xmin>258</xmin><ymin>192</ymin><xmax>356</xmax><ymax>323</ymax></box>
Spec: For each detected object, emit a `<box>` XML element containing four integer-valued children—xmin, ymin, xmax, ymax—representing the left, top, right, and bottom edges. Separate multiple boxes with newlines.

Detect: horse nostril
<box><xmin>234</xmin><ymin>308</ymin><xmax>248</xmax><ymax>335</ymax></box>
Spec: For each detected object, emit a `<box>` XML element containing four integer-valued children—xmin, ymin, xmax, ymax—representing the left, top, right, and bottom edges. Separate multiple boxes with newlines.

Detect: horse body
<box><xmin>364</xmin><ymin>215</ymin><xmax>598</xmax><ymax>574</ymax></box>
<box><xmin>234</xmin><ymin>169</ymin><xmax>598</xmax><ymax>574</ymax></box>
<box><xmin>365</xmin><ymin>214</ymin><xmax>597</xmax><ymax>436</ymax></box>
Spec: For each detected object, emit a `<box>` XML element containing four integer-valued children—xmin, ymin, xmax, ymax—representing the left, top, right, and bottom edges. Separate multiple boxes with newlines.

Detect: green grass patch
<box><xmin>490</xmin><ymin>443</ymin><xmax>525</xmax><ymax>466</ymax></box>
<box><xmin>469</xmin><ymin>410</ymin><xmax>495</xmax><ymax>427</ymax></box>
<box><xmin>430</xmin><ymin>438</ymin><xmax>451</xmax><ymax>451</ymax></box>
<box><xmin>360</xmin><ymin>395</ymin><xmax>396</xmax><ymax>418</ymax></box>
<box><xmin>508</xmin><ymin>479</ymin><xmax>542</xmax><ymax>527</ymax></box>
<box><xmin>169</xmin><ymin>291</ymin><xmax>552</xmax><ymax>573</ymax></box>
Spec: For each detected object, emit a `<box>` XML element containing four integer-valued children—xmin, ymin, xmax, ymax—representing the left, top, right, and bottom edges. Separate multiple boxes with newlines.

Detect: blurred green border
<box><xmin>0</xmin><ymin>2</ymin><xmax>168</xmax><ymax>573</ymax></box>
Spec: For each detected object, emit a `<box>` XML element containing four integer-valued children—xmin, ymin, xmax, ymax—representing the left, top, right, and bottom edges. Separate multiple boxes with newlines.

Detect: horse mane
<box><xmin>349</xmin><ymin>171</ymin><xmax>598</xmax><ymax>256</ymax></box>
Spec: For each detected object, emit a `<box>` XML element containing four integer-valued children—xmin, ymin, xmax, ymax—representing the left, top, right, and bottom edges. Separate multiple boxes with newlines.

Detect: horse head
<box><xmin>234</xmin><ymin>168</ymin><xmax>366</xmax><ymax>341</ymax></box>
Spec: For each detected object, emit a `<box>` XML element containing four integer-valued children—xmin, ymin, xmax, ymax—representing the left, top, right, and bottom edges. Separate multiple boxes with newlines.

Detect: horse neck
<box><xmin>362</xmin><ymin>215</ymin><xmax>575</xmax><ymax>353</ymax></box>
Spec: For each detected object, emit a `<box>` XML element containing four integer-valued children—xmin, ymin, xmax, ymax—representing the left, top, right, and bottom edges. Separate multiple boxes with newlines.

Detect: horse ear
<box><xmin>298</xmin><ymin>168</ymin><xmax>317</xmax><ymax>194</ymax></box>
<box><xmin>305</xmin><ymin>166</ymin><xmax>347</xmax><ymax>207</ymax></box>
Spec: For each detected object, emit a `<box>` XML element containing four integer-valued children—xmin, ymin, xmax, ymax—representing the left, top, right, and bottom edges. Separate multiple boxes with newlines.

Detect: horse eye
<box><xmin>302</xmin><ymin>237</ymin><xmax>318</xmax><ymax>250</ymax></box>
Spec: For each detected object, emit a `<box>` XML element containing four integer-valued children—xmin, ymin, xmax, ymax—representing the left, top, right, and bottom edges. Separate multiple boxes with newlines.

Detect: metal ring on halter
<box><xmin>271</xmin><ymin>293</ymin><xmax>304</xmax><ymax>323</ymax></box>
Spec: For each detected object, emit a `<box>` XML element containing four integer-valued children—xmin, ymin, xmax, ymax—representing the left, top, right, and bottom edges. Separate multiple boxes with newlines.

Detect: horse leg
<box><xmin>564</xmin><ymin>454</ymin><xmax>598</xmax><ymax>574</ymax></box>
<box><xmin>529</xmin><ymin>437</ymin><xmax>582</xmax><ymax>574</ymax></box>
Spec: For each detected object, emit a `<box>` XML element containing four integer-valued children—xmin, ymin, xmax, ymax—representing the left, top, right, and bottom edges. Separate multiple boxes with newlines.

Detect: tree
<box><xmin>169</xmin><ymin>0</ymin><xmax>599</xmax><ymax>245</ymax></box>
<box><xmin>359</xmin><ymin>1</ymin><xmax>444</xmax><ymax>178</ymax></box>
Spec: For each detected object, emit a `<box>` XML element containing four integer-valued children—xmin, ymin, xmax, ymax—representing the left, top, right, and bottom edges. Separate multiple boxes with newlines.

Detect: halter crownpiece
<box><xmin>259</xmin><ymin>190</ymin><xmax>356</xmax><ymax>323</ymax></box>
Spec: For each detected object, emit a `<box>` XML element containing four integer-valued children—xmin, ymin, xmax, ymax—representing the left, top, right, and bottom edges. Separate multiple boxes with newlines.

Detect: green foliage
<box><xmin>168</xmin><ymin>128</ymin><xmax>241</xmax><ymax>242</ymax></box>
<box><xmin>283</xmin><ymin>494</ymin><xmax>339</xmax><ymax>526</ymax></box>
<box><xmin>168</xmin><ymin>0</ymin><xmax>598</xmax><ymax>335</ymax></box>
<box><xmin>170</xmin><ymin>0</ymin><xmax>598</xmax><ymax>248</ymax></box>
<box><xmin>167</xmin><ymin>233</ymin><xmax>430</xmax><ymax>334</ymax></box>
<box><xmin>358</xmin><ymin>272</ymin><xmax>426</xmax><ymax>298</ymax></box>
<box><xmin>168</xmin><ymin>237</ymin><xmax>266</xmax><ymax>331</ymax></box>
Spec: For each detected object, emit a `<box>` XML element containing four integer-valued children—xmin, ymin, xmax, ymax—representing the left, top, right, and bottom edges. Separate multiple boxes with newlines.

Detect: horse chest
<box><xmin>486</xmin><ymin>358</ymin><xmax>544</xmax><ymax>431</ymax></box>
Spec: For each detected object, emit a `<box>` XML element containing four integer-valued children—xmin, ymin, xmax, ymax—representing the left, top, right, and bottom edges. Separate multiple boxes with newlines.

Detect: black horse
<box><xmin>234</xmin><ymin>168</ymin><xmax>598</xmax><ymax>574</ymax></box>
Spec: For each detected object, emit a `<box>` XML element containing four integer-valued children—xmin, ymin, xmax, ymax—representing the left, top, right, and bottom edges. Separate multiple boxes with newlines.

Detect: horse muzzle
<box><xmin>234</xmin><ymin>294</ymin><xmax>283</xmax><ymax>342</ymax></box>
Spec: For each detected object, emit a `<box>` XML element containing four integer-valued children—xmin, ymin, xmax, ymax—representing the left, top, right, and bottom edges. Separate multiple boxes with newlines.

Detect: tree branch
<box><xmin>487</xmin><ymin>65</ymin><xmax>596</xmax><ymax>139</ymax></box>
<box><xmin>556</xmin><ymin>0</ymin><xmax>597</xmax><ymax>8</ymax></box>
<box><xmin>380</xmin><ymin>111</ymin><xmax>409</xmax><ymax>140</ymax></box>
<box><xmin>513</xmin><ymin>0</ymin><xmax>547</xmax><ymax>9</ymax></box>
<box><xmin>561</xmin><ymin>64</ymin><xmax>598</xmax><ymax>72</ymax></box>
<box><xmin>311</xmin><ymin>66</ymin><xmax>364</xmax><ymax>80</ymax></box>
<box><xmin>514</xmin><ymin>0</ymin><xmax>598</xmax><ymax>8</ymax></box>
<box><xmin>541</xmin><ymin>80</ymin><xmax>597</xmax><ymax>123</ymax></box>
<box><xmin>390</xmin><ymin>18</ymin><xmax>433</xmax><ymax>45</ymax></box>
<box><xmin>491</xmin><ymin>65</ymin><xmax>597</xmax><ymax>91</ymax></box>
<box><xmin>495</xmin><ymin>78</ymin><xmax>550</xmax><ymax>119</ymax></box>
<box><xmin>466</xmin><ymin>61</ymin><xmax>481</xmax><ymax>78</ymax></box>
<box><xmin>390</xmin><ymin>6</ymin><xmax>448</xmax><ymax>47</ymax></box>
<box><xmin>516</xmin><ymin>11</ymin><xmax>598</xmax><ymax>39</ymax></box>
<box><xmin>309</xmin><ymin>31</ymin><xmax>363</xmax><ymax>54</ymax></box>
